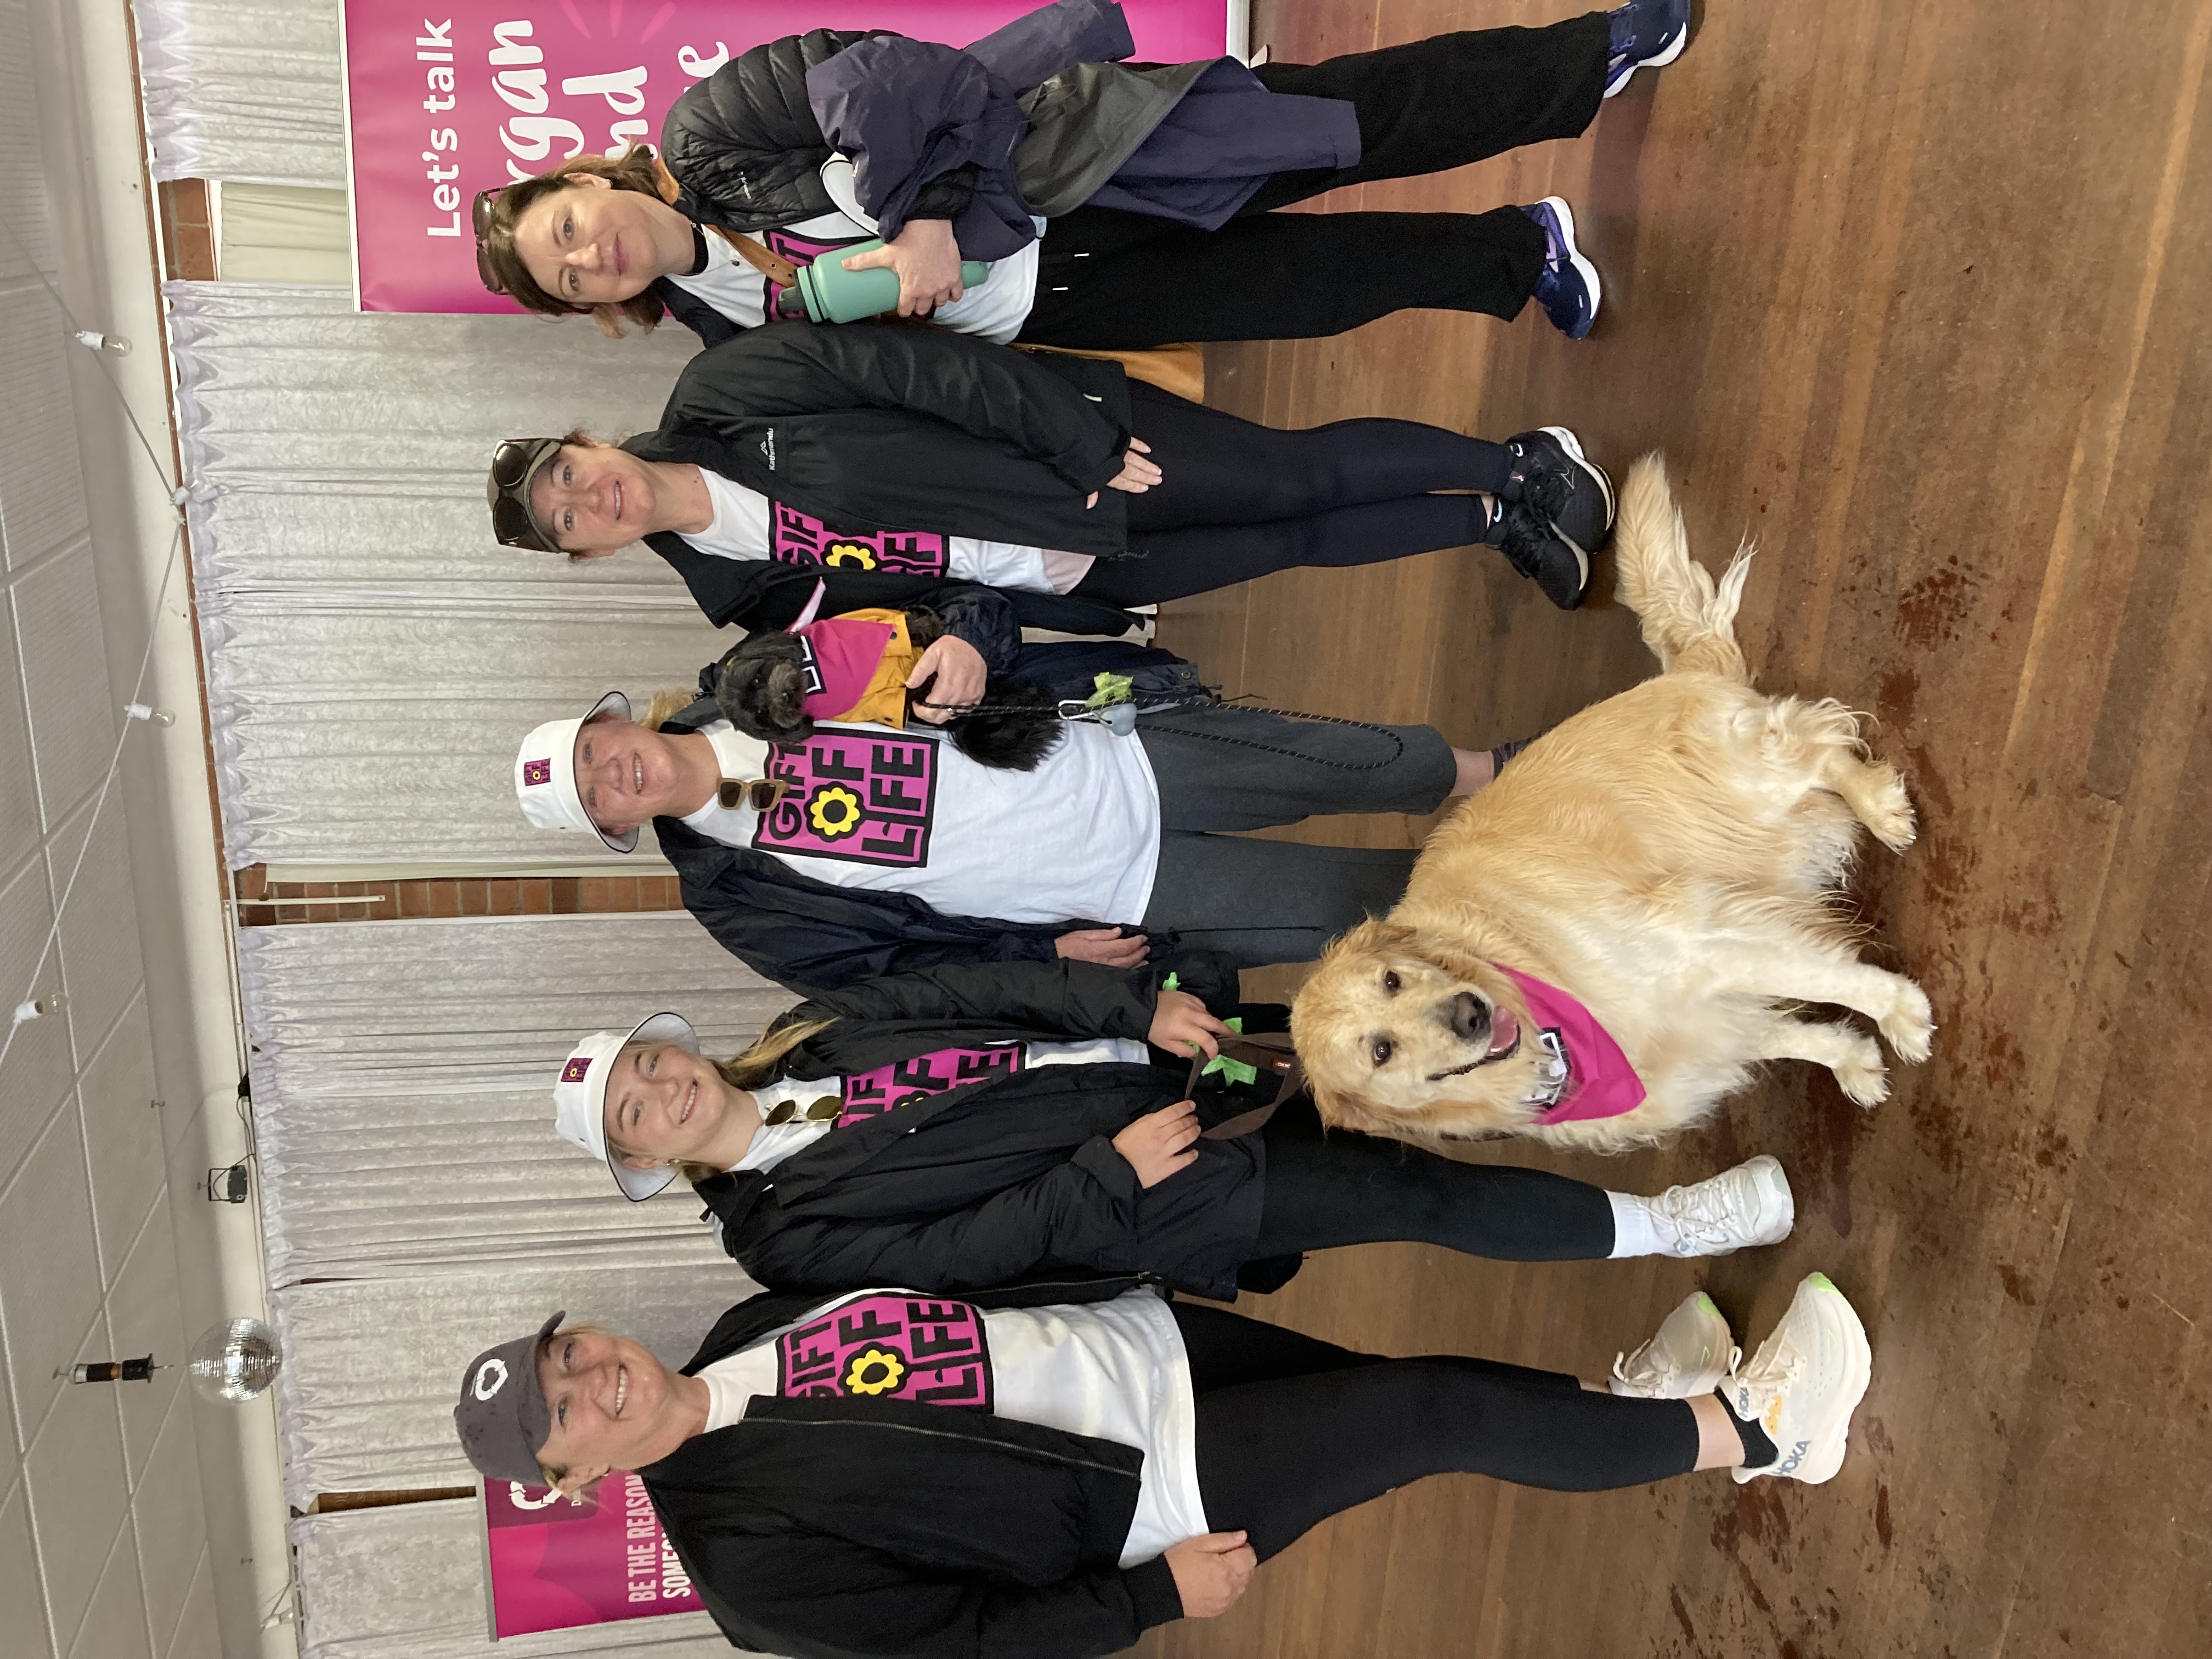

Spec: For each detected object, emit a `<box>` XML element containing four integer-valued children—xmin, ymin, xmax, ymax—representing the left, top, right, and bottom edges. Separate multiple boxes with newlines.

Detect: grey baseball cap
<box><xmin>454</xmin><ymin>1311</ymin><xmax>565</xmax><ymax>1486</ymax></box>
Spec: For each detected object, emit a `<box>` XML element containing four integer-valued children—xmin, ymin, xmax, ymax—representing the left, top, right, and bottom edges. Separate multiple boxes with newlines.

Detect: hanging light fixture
<box><xmin>188</xmin><ymin>1318</ymin><xmax>282</xmax><ymax>1404</ymax></box>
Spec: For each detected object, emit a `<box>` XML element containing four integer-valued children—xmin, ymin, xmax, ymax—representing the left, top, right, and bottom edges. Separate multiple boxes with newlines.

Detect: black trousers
<box><xmin>1251</xmin><ymin>1097</ymin><xmax>1618</xmax><ymax>1261</ymax></box>
<box><xmin>1015</xmin><ymin>15</ymin><xmax>1611</xmax><ymax>349</ymax></box>
<box><xmin>1175</xmin><ymin>1304</ymin><xmax>1701</xmax><ymax>1561</ymax></box>
<box><xmin>1069</xmin><ymin>380</ymin><xmax>1500</xmax><ymax>606</ymax></box>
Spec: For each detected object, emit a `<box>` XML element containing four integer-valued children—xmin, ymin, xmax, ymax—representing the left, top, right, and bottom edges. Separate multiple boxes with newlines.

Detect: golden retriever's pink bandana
<box><xmin>1500</xmin><ymin>967</ymin><xmax>1647</xmax><ymax>1122</ymax></box>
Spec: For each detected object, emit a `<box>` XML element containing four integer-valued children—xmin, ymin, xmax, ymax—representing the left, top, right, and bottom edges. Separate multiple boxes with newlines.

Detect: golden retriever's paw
<box><xmin>1833</xmin><ymin>1045</ymin><xmax>1891</xmax><ymax>1109</ymax></box>
<box><xmin>1878</xmin><ymin>981</ymin><xmax>1936</xmax><ymax>1064</ymax></box>
<box><xmin>1862</xmin><ymin>766</ymin><xmax>1917</xmax><ymax>851</ymax></box>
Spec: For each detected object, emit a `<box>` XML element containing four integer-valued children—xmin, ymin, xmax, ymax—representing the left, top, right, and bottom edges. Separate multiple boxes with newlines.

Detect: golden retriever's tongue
<box><xmin>1485</xmin><ymin>1006</ymin><xmax>1519</xmax><ymax>1058</ymax></box>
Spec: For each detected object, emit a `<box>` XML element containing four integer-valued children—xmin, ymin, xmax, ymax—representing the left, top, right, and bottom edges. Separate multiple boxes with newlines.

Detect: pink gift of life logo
<box><xmin>561</xmin><ymin>1057</ymin><xmax>591</xmax><ymax>1084</ymax></box>
<box><xmin>524</xmin><ymin>758</ymin><xmax>553</xmax><ymax>787</ymax></box>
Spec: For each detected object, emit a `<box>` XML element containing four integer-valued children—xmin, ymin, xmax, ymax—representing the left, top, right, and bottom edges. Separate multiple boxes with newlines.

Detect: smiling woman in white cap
<box><xmin>510</xmin><ymin>645</ymin><xmax>1538</xmax><ymax>992</ymax></box>
<box><xmin>452</xmin><ymin>1262</ymin><xmax>1871</xmax><ymax>1659</ymax></box>
<box><xmin>541</xmin><ymin>957</ymin><xmax>1805</xmax><ymax>1310</ymax></box>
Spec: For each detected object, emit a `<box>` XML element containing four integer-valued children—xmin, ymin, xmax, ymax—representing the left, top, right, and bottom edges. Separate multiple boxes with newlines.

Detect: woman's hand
<box><xmin>906</xmin><ymin>634</ymin><xmax>988</xmax><ymax>723</ymax></box>
<box><xmin>1148</xmin><ymin>989</ymin><xmax>1231</xmax><ymax>1061</ymax></box>
<box><xmin>1111</xmin><ymin>1099</ymin><xmax>1201</xmax><ymax>1188</ymax></box>
<box><xmin>1164</xmin><ymin>1533</ymin><xmax>1256</xmax><ymax>1618</ymax></box>
<box><xmin>842</xmin><ymin>218</ymin><xmax>964</xmax><ymax>315</ymax></box>
<box><xmin>1085</xmin><ymin>438</ymin><xmax>1160</xmax><ymax>507</ymax></box>
<box><xmin>1054</xmin><ymin>927</ymin><xmax>1148</xmax><ymax>967</ymax></box>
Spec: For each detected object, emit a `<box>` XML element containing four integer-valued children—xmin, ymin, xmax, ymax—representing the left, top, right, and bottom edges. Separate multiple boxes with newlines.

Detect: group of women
<box><xmin>447</xmin><ymin>6</ymin><xmax>1878</xmax><ymax>1656</ymax></box>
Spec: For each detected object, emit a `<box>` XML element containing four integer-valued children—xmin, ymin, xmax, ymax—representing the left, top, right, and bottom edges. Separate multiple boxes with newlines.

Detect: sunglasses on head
<box><xmin>473</xmin><ymin>189</ymin><xmax>509</xmax><ymax>294</ymax></box>
<box><xmin>718</xmin><ymin>778</ymin><xmax>791</xmax><ymax>812</ymax></box>
<box><xmin>488</xmin><ymin>438</ymin><xmax>562</xmax><ymax>553</ymax></box>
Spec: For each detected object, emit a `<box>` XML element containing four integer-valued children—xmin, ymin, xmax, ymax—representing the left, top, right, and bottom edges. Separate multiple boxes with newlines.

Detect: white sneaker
<box><xmin>1610</xmin><ymin>1291</ymin><xmax>1739</xmax><ymax>1398</ymax></box>
<box><xmin>1646</xmin><ymin>1155</ymin><xmax>1795</xmax><ymax>1257</ymax></box>
<box><xmin>1725</xmin><ymin>1272</ymin><xmax>1872</xmax><ymax>1485</ymax></box>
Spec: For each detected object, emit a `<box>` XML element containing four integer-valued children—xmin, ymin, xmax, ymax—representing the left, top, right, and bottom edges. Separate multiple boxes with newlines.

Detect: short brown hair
<box><xmin>480</xmin><ymin>144</ymin><xmax>672</xmax><ymax>338</ymax></box>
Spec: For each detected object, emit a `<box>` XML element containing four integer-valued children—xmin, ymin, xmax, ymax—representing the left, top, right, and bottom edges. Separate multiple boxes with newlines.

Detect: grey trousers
<box><xmin>1136</xmin><ymin>706</ymin><xmax>1457</xmax><ymax>968</ymax></box>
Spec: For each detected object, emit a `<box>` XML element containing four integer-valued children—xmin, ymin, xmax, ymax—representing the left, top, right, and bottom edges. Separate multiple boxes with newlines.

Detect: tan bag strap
<box><xmin>650</xmin><ymin>151</ymin><xmax>803</xmax><ymax>289</ymax></box>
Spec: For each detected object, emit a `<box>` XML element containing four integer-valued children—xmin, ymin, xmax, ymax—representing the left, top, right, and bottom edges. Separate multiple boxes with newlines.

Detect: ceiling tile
<box><xmin>11</xmin><ymin>546</ymin><xmax>115</xmax><ymax>825</ymax></box>
<box><xmin>0</xmin><ymin>305</ymin><xmax>90</xmax><ymax>571</ymax></box>
<box><xmin>0</xmin><ymin>1474</ymin><xmax>57</xmax><ymax>1658</ymax></box>
<box><xmin>0</xmin><ymin>604</ymin><xmax>37</xmax><ymax>851</ymax></box>
<box><xmin>66</xmin><ymin>1510</ymin><xmax>150</xmax><ymax>1658</ymax></box>
<box><xmin>22</xmin><ymin>1316</ymin><xmax>127</xmax><ymax>1652</ymax></box>
<box><xmin>100</xmin><ymin>1180</ymin><xmax>181</xmax><ymax>1482</ymax></box>
<box><xmin>160</xmin><ymin>1553</ymin><xmax>218</xmax><ymax>1659</ymax></box>
<box><xmin>126</xmin><ymin>1389</ymin><xmax>202</xmax><ymax>1653</ymax></box>
<box><xmin>52</xmin><ymin>805</ymin><xmax>148</xmax><ymax>1111</ymax></box>
<box><xmin>0</xmin><ymin>1107</ymin><xmax>103</xmax><ymax>1447</ymax></box>
<box><xmin>0</xmin><ymin>857</ymin><xmax>70</xmax><ymax>1182</ymax></box>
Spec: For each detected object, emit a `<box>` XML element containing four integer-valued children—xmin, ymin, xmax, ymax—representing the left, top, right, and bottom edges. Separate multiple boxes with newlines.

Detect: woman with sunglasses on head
<box><xmin>471</xmin><ymin>0</ymin><xmax>1695</xmax><ymax>351</ymax></box>
<box><xmin>488</xmin><ymin>321</ymin><xmax>1618</xmax><ymax>620</ymax></box>
<box><xmin>543</xmin><ymin>971</ymin><xmax>1798</xmax><ymax>1314</ymax></box>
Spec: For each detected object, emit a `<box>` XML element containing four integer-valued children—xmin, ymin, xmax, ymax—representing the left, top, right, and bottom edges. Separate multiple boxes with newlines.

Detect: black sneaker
<box><xmin>1502</xmin><ymin>426</ymin><xmax>1617</xmax><ymax>559</ymax></box>
<box><xmin>1484</xmin><ymin>495</ymin><xmax>1590</xmax><ymax>610</ymax></box>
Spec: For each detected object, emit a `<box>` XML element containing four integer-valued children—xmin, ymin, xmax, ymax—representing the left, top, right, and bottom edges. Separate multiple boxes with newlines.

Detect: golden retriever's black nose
<box><xmin>1442</xmin><ymin>991</ymin><xmax>1490</xmax><ymax>1043</ymax></box>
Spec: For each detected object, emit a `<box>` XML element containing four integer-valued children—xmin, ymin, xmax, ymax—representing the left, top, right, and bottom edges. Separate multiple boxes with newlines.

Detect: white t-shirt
<box><xmin>695</xmin><ymin>1286</ymin><xmax>1206</xmax><ymax>1567</ymax></box>
<box><xmin>736</xmin><ymin>1035</ymin><xmax>1152</xmax><ymax>1174</ymax></box>
<box><xmin>664</xmin><ymin>211</ymin><xmax>1041</xmax><ymax>344</ymax></box>
<box><xmin>681</xmin><ymin>718</ymin><xmax>1160</xmax><ymax>928</ymax></box>
<box><xmin>681</xmin><ymin>449</ymin><xmax>1094</xmax><ymax>595</ymax></box>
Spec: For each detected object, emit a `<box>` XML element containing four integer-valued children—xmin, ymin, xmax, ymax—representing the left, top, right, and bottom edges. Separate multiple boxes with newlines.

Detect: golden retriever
<box><xmin>1291</xmin><ymin>457</ymin><xmax>1932</xmax><ymax>1152</ymax></box>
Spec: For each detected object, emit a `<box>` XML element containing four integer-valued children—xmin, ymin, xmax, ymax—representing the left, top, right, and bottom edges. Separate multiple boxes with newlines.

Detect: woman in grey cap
<box><xmin>452</xmin><ymin>1265</ymin><xmax>1871</xmax><ymax>1659</ymax></box>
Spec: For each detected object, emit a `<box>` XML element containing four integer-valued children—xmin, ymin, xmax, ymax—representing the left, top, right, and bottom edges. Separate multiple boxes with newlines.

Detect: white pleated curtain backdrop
<box><xmin>133</xmin><ymin>0</ymin><xmax>349</xmax><ymax>187</ymax></box>
<box><xmin>165</xmin><ymin>283</ymin><xmax>719</xmax><ymax>865</ymax></box>
<box><xmin>239</xmin><ymin>914</ymin><xmax>788</xmax><ymax>1509</ymax></box>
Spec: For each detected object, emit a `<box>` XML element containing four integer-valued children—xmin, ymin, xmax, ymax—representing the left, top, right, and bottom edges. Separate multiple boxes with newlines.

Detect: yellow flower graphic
<box><xmin>823</xmin><ymin>540</ymin><xmax>879</xmax><ymax>569</ymax></box>
<box><xmin>807</xmin><ymin>784</ymin><xmax>864</xmax><ymax>840</ymax></box>
<box><xmin>844</xmin><ymin>1347</ymin><xmax>907</xmax><ymax>1396</ymax></box>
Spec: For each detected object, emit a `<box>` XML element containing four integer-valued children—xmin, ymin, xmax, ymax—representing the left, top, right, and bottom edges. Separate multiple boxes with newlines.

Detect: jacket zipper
<box><xmin>759</xmin><ymin>1415</ymin><xmax>1142</xmax><ymax>1482</ymax></box>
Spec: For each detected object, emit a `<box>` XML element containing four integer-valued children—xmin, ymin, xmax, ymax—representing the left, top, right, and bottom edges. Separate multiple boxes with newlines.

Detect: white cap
<box><xmin>551</xmin><ymin>1012</ymin><xmax>699</xmax><ymax>1202</ymax></box>
<box><xmin>514</xmin><ymin>690</ymin><xmax>637</xmax><ymax>853</ymax></box>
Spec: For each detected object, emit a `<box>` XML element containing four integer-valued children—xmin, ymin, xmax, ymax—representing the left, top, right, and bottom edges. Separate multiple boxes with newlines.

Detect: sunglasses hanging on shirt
<box><xmin>718</xmin><ymin>777</ymin><xmax>791</xmax><ymax>812</ymax></box>
<box><xmin>761</xmin><ymin>1095</ymin><xmax>842</xmax><ymax>1126</ymax></box>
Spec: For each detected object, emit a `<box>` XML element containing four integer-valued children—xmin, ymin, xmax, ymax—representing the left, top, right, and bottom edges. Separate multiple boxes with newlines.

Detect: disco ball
<box><xmin>189</xmin><ymin>1318</ymin><xmax>282</xmax><ymax>1404</ymax></box>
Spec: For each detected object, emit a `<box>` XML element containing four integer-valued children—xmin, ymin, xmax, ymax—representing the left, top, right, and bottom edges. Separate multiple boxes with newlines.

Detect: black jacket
<box><xmin>690</xmin><ymin>959</ymin><xmax>1285</xmax><ymax>1301</ymax></box>
<box><xmin>654</xmin><ymin>685</ymin><xmax>1209</xmax><ymax>994</ymax></box>
<box><xmin>623</xmin><ymin>324</ymin><xmax>1143</xmax><ymax>577</ymax></box>
<box><xmin>659</xmin><ymin>29</ymin><xmax>983</xmax><ymax>240</ymax></box>
<box><xmin>641</xmin><ymin>1278</ymin><xmax>1182</xmax><ymax>1659</ymax></box>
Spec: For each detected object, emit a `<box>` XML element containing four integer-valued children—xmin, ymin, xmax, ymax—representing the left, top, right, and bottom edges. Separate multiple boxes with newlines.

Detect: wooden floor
<box><xmin>1139</xmin><ymin>3</ymin><xmax>2212</xmax><ymax>1656</ymax></box>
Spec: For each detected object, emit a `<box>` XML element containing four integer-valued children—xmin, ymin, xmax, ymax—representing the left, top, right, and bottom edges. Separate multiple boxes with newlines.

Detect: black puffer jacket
<box><xmin>661</xmin><ymin>29</ymin><xmax>980</xmax><ymax>236</ymax></box>
<box><xmin>644</xmin><ymin>1278</ymin><xmax>1183</xmax><ymax>1659</ymax></box>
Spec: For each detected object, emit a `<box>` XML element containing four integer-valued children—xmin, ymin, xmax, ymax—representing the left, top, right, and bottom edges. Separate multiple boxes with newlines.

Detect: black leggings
<box><xmin>1069</xmin><ymin>381</ymin><xmax>1500</xmax><ymax>606</ymax></box>
<box><xmin>1015</xmin><ymin>18</ymin><xmax>1611</xmax><ymax>349</ymax></box>
<box><xmin>1175</xmin><ymin>1304</ymin><xmax>1700</xmax><ymax>1561</ymax></box>
<box><xmin>1251</xmin><ymin>1098</ymin><xmax>1617</xmax><ymax>1261</ymax></box>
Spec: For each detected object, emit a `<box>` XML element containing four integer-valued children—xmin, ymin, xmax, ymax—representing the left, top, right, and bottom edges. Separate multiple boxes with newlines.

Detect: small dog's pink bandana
<box><xmin>1499</xmin><ymin>967</ymin><xmax>1647</xmax><ymax>1123</ymax></box>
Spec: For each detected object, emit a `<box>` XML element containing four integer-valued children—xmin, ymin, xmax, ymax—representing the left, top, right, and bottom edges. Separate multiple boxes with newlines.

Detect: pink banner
<box><xmin>754</xmin><ymin>730</ymin><xmax>939</xmax><ymax>865</ymax></box>
<box><xmin>482</xmin><ymin>1470</ymin><xmax>702</xmax><ymax>1638</ymax></box>
<box><xmin>839</xmin><ymin>1042</ymin><xmax>1025</xmax><ymax>1124</ymax></box>
<box><xmin>340</xmin><ymin>2</ymin><xmax>1236</xmax><ymax>312</ymax></box>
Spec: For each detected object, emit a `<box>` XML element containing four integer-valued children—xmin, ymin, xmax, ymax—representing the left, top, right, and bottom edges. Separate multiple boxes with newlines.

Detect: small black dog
<box><xmin>713</xmin><ymin>607</ymin><xmax>1065</xmax><ymax>771</ymax></box>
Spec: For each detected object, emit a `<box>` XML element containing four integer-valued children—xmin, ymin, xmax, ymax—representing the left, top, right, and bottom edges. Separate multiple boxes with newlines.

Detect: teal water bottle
<box><xmin>785</xmin><ymin>240</ymin><xmax>994</xmax><ymax>324</ymax></box>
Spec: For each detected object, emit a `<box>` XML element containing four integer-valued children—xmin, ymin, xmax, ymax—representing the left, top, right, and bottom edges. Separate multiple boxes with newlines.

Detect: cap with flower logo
<box><xmin>454</xmin><ymin>1310</ymin><xmax>566</xmax><ymax>1487</ymax></box>
<box><xmin>513</xmin><ymin>690</ymin><xmax>637</xmax><ymax>853</ymax></box>
<box><xmin>551</xmin><ymin>1012</ymin><xmax>699</xmax><ymax>1202</ymax></box>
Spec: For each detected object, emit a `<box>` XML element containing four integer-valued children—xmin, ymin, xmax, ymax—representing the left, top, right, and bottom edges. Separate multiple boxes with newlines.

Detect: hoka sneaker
<box><xmin>1502</xmin><ymin>426</ymin><xmax>1617</xmax><ymax>560</ymax></box>
<box><xmin>1646</xmin><ymin>1155</ymin><xmax>1796</xmax><ymax>1258</ymax></box>
<box><xmin>1725</xmin><ymin>1273</ymin><xmax>1874</xmax><ymax>1485</ymax></box>
<box><xmin>1604</xmin><ymin>0</ymin><xmax>1692</xmax><ymax>99</ymax></box>
<box><xmin>1483</xmin><ymin>494</ymin><xmax>1590</xmax><ymax>610</ymax></box>
<box><xmin>1610</xmin><ymin>1291</ymin><xmax>1739</xmax><ymax>1398</ymax></box>
<box><xmin>1520</xmin><ymin>198</ymin><xmax>1601</xmax><ymax>339</ymax></box>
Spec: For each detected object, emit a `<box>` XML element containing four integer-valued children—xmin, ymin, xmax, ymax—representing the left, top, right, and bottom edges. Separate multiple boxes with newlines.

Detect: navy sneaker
<box><xmin>1483</xmin><ymin>495</ymin><xmax>1590</xmax><ymax>611</ymax></box>
<box><xmin>1503</xmin><ymin>426</ymin><xmax>1617</xmax><ymax>560</ymax></box>
<box><xmin>1520</xmin><ymin>198</ymin><xmax>1600</xmax><ymax>340</ymax></box>
<box><xmin>1604</xmin><ymin>0</ymin><xmax>1692</xmax><ymax>99</ymax></box>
